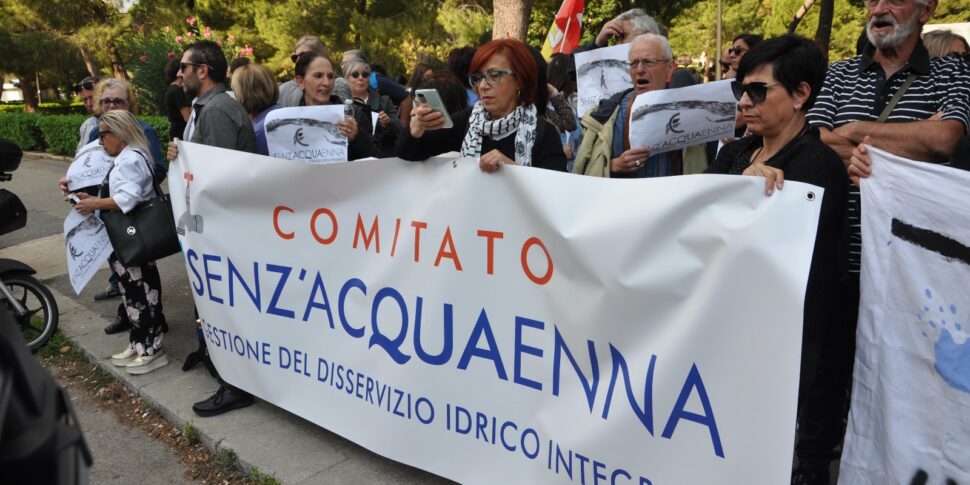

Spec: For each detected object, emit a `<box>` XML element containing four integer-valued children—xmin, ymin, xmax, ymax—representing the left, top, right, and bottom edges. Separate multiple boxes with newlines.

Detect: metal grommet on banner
<box><xmin>805</xmin><ymin>191</ymin><xmax>816</xmax><ymax>202</ymax></box>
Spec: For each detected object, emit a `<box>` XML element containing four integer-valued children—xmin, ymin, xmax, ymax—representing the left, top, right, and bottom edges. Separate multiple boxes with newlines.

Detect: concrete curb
<box><xmin>24</xmin><ymin>151</ymin><xmax>72</xmax><ymax>163</ymax></box>
<box><xmin>48</xmin><ymin>283</ymin><xmax>451</xmax><ymax>484</ymax></box>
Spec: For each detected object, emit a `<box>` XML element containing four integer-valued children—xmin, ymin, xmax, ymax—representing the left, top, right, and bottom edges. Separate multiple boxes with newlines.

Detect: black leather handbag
<box><xmin>99</xmin><ymin>152</ymin><xmax>180</xmax><ymax>267</ymax></box>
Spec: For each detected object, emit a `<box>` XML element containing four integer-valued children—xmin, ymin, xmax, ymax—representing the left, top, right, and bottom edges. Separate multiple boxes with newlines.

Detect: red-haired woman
<box><xmin>395</xmin><ymin>39</ymin><xmax>566</xmax><ymax>172</ymax></box>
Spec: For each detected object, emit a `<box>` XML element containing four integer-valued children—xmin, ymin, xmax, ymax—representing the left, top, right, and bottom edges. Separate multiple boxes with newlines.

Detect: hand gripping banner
<box><xmin>170</xmin><ymin>142</ymin><xmax>822</xmax><ymax>484</ymax></box>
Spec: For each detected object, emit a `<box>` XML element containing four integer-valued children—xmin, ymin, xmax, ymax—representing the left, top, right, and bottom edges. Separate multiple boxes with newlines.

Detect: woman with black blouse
<box><xmin>705</xmin><ymin>34</ymin><xmax>848</xmax><ymax>484</ymax></box>
<box><xmin>395</xmin><ymin>39</ymin><xmax>566</xmax><ymax>173</ymax></box>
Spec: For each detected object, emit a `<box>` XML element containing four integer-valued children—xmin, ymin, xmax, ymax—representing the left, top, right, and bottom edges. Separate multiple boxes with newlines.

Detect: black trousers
<box><xmin>795</xmin><ymin>273</ymin><xmax>860</xmax><ymax>474</ymax></box>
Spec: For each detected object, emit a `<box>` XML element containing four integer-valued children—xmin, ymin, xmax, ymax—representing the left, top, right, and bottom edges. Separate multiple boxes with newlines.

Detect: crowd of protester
<box><xmin>59</xmin><ymin>2</ymin><xmax>969</xmax><ymax>483</ymax></box>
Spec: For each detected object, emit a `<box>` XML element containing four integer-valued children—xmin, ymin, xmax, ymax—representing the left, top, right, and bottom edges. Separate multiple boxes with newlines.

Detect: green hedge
<box><xmin>36</xmin><ymin>115</ymin><xmax>87</xmax><ymax>155</ymax></box>
<box><xmin>0</xmin><ymin>112</ymin><xmax>170</xmax><ymax>156</ymax></box>
<box><xmin>0</xmin><ymin>113</ymin><xmax>42</xmax><ymax>151</ymax></box>
<box><xmin>0</xmin><ymin>102</ymin><xmax>86</xmax><ymax>115</ymax></box>
<box><xmin>142</xmin><ymin>116</ymin><xmax>171</xmax><ymax>146</ymax></box>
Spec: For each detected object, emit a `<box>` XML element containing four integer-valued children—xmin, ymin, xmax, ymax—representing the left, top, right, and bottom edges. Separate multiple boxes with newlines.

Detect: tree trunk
<box><xmin>78</xmin><ymin>46</ymin><xmax>100</xmax><ymax>76</ymax></box>
<box><xmin>492</xmin><ymin>0</ymin><xmax>533</xmax><ymax>41</ymax></box>
<box><xmin>18</xmin><ymin>74</ymin><xmax>38</xmax><ymax>112</ymax></box>
<box><xmin>788</xmin><ymin>0</ymin><xmax>816</xmax><ymax>33</ymax></box>
<box><xmin>111</xmin><ymin>49</ymin><xmax>128</xmax><ymax>80</ymax></box>
<box><xmin>814</xmin><ymin>0</ymin><xmax>834</xmax><ymax>57</ymax></box>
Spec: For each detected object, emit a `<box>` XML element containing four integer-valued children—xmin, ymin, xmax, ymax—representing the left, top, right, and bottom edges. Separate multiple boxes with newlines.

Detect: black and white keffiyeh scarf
<box><xmin>460</xmin><ymin>101</ymin><xmax>538</xmax><ymax>166</ymax></box>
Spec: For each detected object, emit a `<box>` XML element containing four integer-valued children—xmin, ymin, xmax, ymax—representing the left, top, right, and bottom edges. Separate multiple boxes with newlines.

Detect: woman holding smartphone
<box><xmin>395</xmin><ymin>39</ymin><xmax>566</xmax><ymax>173</ymax></box>
<box><xmin>69</xmin><ymin>110</ymin><xmax>170</xmax><ymax>375</ymax></box>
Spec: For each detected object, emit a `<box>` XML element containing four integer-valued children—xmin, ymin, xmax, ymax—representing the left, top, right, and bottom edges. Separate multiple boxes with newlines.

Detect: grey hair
<box><xmin>615</xmin><ymin>8</ymin><xmax>660</xmax><ymax>36</ymax></box>
<box><xmin>630</xmin><ymin>33</ymin><xmax>673</xmax><ymax>61</ymax></box>
<box><xmin>342</xmin><ymin>49</ymin><xmax>368</xmax><ymax>63</ymax></box>
<box><xmin>342</xmin><ymin>59</ymin><xmax>370</xmax><ymax>79</ymax></box>
<box><xmin>923</xmin><ymin>29</ymin><xmax>969</xmax><ymax>57</ymax></box>
<box><xmin>94</xmin><ymin>78</ymin><xmax>138</xmax><ymax>115</ymax></box>
<box><xmin>294</xmin><ymin>35</ymin><xmax>329</xmax><ymax>56</ymax></box>
<box><xmin>99</xmin><ymin>110</ymin><xmax>150</xmax><ymax>155</ymax></box>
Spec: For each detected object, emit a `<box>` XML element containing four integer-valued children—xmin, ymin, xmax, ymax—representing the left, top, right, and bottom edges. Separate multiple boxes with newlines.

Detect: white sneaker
<box><xmin>125</xmin><ymin>352</ymin><xmax>169</xmax><ymax>375</ymax></box>
<box><xmin>111</xmin><ymin>345</ymin><xmax>137</xmax><ymax>367</ymax></box>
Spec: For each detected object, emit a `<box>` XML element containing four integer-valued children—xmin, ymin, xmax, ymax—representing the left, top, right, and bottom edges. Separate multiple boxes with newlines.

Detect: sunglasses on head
<box><xmin>73</xmin><ymin>81</ymin><xmax>96</xmax><ymax>93</ymax></box>
<box><xmin>349</xmin><ymin>71</ymin><xmax>370</xmax><ymax>79</ymax></box>
<box><xmin>731</xmin><ymin>81</ymin><xmax>780</xmax><ymax>103</ymax></box>
<box><xmin>290</xmin><ymin>53</ymin><xmax>303</xmax><ymax>64</ymax></box>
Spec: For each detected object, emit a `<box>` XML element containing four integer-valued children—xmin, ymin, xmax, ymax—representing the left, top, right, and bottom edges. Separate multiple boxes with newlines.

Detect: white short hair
<box><xmin>629</xmin><ymin>33</ymin><xmax>673</xmax><ymax>61</ymax></box>
<box><xmin>615</xmin><ymin>9</ymin><xmax>660</xmax><ymax>36</ymax></box>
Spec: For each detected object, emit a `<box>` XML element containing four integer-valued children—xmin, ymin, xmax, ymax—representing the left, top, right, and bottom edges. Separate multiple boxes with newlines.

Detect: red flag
<box><xmin>541</xmin><ymin>0</ymin><xmax>584</xmax><ymax>58</ymax></box>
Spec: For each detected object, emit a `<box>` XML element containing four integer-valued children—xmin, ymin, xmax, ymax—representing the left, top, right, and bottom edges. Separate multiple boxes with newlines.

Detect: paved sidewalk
<box><xmin>3</xmin><ymin>243</ymin><xmax>451</xmax><ymax>485</ymax></box>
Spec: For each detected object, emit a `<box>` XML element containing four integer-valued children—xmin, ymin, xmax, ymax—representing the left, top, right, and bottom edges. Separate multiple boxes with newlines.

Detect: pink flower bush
<box><xmin>227</xmin><ymin>34</ymin><xmax>236</xmax><ymax>42</ymax></box>
<box><xmin>168</xmin><ymin>51</ymin><xmax>175</xmax><ymax>59</ymax></box>
<box><xmin>139</xmin><ymin>54</ymin><xmax>149</xmax><ymax>62</ymax></box>
<box><xmin>186</xmin><ymin>31</ymin><xmax>194</xmax><ymax>38</ymax></box>
<box><xmin>203</xmin><ymin>26</ymin><xmax>212</xmax><ymax>38</ymax></box>
<box><xmin>186</xmin><ymin>16</ymin><xmax>196</xmax><ymax>26</ymax></box>
<box><xmin>175</xmin><ymin>35</ymin><xmax>183</xmax><ymax>43</ymax></box>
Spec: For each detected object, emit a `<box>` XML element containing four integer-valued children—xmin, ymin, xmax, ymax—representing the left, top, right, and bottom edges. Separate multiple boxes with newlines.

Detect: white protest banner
<box><xmin>838</xmin><ymin>147</ymin><xmax>970</xmax><ymax>485</ymax></box>
<box><xmin>63</xmin><ymin>210</ymin><xmax>112</xmax><ymax>295</ymax></box>
<box><xmin>628</xmin><ymin>80</ymin><xmax>736</xmax><ymax>155</ymax></box>
<box><xmin>66</xmin><ymin>140</ymin><xmax>112</xmax><ymax>191</ymax></box>
<box><xmin>575</xmin><ymin>44</ymin><xmax>631</xmax><ymax>118</ymax></box>
<box><xmin>170</xmin><ymin>142</ymin><xmax>821</xmax><ymax>484</ymax></box>
<box><xmin>264</xmin><ymin>105</ymin><xmax>348</xmax><ymax>164</ymax></box>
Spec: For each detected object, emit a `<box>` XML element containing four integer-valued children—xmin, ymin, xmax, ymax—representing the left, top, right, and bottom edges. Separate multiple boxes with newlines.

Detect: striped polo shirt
<box><xmin>807</xmin><ymin>42</ymin><xmax>970</xmax><ymax>272</ymax></box>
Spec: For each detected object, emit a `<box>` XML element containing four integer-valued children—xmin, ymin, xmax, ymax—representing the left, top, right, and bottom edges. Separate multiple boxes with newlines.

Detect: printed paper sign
<box><xmin>575</xmin><ymin>44</ymin><xmax>632</xmax><ymax>119</ymax></box>
<box><xmin>629</xmin><ymin>80</ymin><xmax>737</xmax><ymax>155</ymax></box>
<box><xmin>66</xmin><ymin>140</ymin><xmax>113</xmax><ymax>191</ymax></box>
<box><xmin>170</xmin><ymin>142</ymin><xmax>822</xmax><ymax>485</ymax></box>
<box><xmin>838</xmin><ymin>147</ymin><xmax>970</xmax><ymax>484</ymax></box>
<box><xmin>63</xmin><ymin>210</ymin><xmax>112</xmax><ymax>295</ymax></box>
<box><xmin>264</xmin><ymin>105</ymin><xmax>348</xmax><ymax>164</ymax></box>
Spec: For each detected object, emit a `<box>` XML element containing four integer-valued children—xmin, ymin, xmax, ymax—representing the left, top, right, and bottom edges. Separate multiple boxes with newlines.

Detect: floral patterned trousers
<box><xmin>110</xmin><ymin>255</ymin><xmax>166</xmax><ymax>356</ymax></box>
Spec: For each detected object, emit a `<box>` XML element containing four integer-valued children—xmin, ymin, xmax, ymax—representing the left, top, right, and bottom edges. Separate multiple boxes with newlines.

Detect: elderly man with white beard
<box><xmin>796</xmin><ymin>0</ymin><xmax>970</xmax><ymax>483</ymax></box>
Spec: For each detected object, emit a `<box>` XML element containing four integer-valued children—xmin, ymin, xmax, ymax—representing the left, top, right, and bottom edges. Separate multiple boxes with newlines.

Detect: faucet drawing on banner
<box><xmin>177</xmin><ymin>171</ymin><xmax>203</xmax><ymax>235</ymax></box>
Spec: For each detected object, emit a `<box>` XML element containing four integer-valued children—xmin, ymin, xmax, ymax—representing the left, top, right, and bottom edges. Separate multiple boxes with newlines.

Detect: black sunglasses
<box><xmin>349</xmin><ymin>71</ymin><xmax>370</xmax><ymax>79</ymax></box>
<box><xmin>731</xmin><ymin>81</ymin><xmax>780</xmax><ymax>103</ymax></box>
<box><xmin>728</xmin><ymin>46</ymin><xmax>747</xmax><ymax>56</ymax></box>
<box><xmin>179</xmin><ymin>62</ymin><xmax>206</xmax><ymax>73</ymax></box>
<box><xmin>73</xmin><ymin>81</ymin><xmax>96</xmax><ymax>93</ymax></box>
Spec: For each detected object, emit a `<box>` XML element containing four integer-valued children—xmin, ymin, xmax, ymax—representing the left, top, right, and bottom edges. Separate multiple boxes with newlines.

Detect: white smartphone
<box><xmin>413</xmin><ymin>89</ymin><xmax>454</xmax><ymax>129</ymax></box>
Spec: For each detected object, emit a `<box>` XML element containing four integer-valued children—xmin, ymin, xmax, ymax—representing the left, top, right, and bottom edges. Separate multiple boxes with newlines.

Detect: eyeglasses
<box><xmin>73</xmin><ymin>81</ymin><xmax>95</xmax><ymax>93</ymax></box>
<box><xmin>98</xmin><ymin>129</ymin><xmax>112</xmax><ymax>140</ymax></box>
<box><xmin>866</xmin><ymin>0</ymin><xmax>909</xmax><ymax>7</ymax></box>
<box><xmin>731</xmin><ymin>81</ymin><xmax>781</xmax><ymax>103</ymax></box>
<box><xmin>728</xmin><ymin>46</ymin><xmax>748</xmax><ymax>57</ymax></box>
<box><xmin>179</xmin><ymin>62</ymin><xmax>205</xmax><ymax>72</ymax></box>
<box><xmin>468</xmin><ymin>69</ymin><xmax>515</xmax><ymax>87</ymax></box>
<box><xmin>349</xmin><ymin>71</ymin><xmax>370</xmax><ymax>79</ymax></box>
<box><xmin>627</xmin><ymin>58</ymin><xmax>667</xmax><ymax>70</ymax></box>
<box><xmin>99</xmin><ymin>97</ymin><xmax>128</xmax><ymax>107</ymax></box>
